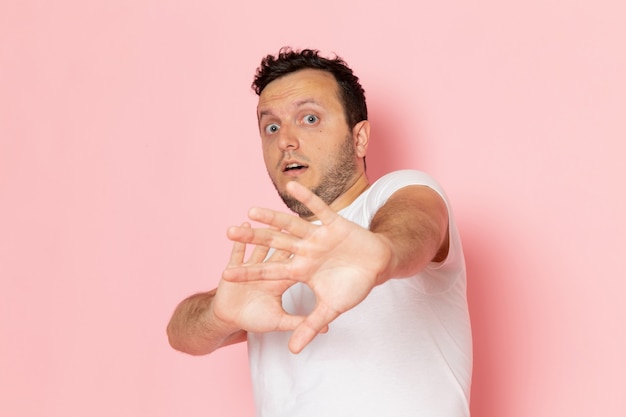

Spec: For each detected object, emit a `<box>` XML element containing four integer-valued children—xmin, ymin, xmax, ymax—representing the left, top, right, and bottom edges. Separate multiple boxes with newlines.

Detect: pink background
<box><xmin>1</xmin><ymin>0</ymin><xmax>625</xmax><ymax>416</ymax></box>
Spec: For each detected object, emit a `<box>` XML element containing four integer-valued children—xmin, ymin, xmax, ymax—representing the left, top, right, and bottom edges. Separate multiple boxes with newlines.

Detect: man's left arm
<box><xmin>223</xmin><ymin>181</ymin><xmax>450</xmax><ymax>353</ymax></box>
<box><xmin>370</xmin><ymin>184</ymin><xmax>450</xmax><ymax>285</ymax></box>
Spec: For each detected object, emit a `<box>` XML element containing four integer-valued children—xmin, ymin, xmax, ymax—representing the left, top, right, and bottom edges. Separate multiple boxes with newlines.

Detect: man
<box><xmin>167</xmin><ymin>48</ymin><xmax>472</xmax><ymax>416</ymax></box>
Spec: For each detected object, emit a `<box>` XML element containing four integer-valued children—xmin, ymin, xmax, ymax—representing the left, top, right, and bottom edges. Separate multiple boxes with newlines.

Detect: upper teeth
<box><xmin>287</xmin><ymin>163</ymin><xmax>301</xmax><ymax>169</ymax></box>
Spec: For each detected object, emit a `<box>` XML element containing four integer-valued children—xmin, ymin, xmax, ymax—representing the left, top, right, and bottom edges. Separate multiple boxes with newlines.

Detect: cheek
<box><xmin>261</xmin><ymin>144</ymin><xmax>277</xmax><ymax>168</ymax></box>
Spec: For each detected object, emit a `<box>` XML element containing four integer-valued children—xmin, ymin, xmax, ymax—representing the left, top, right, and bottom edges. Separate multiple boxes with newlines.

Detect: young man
<box><xmin>167</xmin><ymin>48</ymin><xmax>472</xmax><ymax>416</ymax></box>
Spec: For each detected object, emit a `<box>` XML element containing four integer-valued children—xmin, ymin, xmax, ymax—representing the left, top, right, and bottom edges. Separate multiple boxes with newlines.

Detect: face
<box><xmin>257</xmin><ymin>69</ymin><xmax>369</xmax><ymax>217</ymax></box>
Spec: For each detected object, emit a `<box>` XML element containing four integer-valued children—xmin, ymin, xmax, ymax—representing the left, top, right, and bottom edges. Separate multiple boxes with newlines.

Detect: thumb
<box><xmin>287</xmin><ymin>303</ymin><xmax>339</xmax><ymax>354</ymax></box>
<box><xmin>275</xmin><ymin>312</ymin><xmax>307</xmax><ymax>333</ymax></box>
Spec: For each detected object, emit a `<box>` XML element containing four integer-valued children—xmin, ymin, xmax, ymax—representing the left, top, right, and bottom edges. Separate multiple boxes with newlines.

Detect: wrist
<box><xmin>206</xmin><ymin>294</ymin><xmax>241</xmax><ymax>336</ymax></box>
<box><xmin>374</xmin><ymin>233</ymin><xmax>399</xmax><ymax>286</ymax></box>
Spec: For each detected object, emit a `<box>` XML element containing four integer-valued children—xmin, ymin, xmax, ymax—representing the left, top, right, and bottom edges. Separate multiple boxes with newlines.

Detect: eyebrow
<box><xmin>257</xmin><ymin>98</ymin><xmax>322</xmax><ymax>120</ymax></box>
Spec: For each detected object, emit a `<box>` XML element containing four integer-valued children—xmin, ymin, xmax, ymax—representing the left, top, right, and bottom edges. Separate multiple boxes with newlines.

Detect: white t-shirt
<box><xmin>248</xmin><ymin>170</ymin><xmax>472</xmax><ymax>417</ymax></box>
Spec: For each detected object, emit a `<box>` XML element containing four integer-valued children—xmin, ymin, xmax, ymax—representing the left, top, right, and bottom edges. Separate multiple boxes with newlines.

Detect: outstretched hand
<box><xmin>211</xmin><ymin>223</ymin><xmax>305</xmax><ymax>336</ymax></box>
<box><xmin>223</xmin><ymin>181</ymin><xmax>394</xmax><ymax>353</ymax></box>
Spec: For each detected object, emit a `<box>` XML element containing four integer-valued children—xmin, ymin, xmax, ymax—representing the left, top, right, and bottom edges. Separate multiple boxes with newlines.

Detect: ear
<box><xmin>352</xmin><ymin>120</ymin><xmax>370</xmax><ymax>158</ymax></box>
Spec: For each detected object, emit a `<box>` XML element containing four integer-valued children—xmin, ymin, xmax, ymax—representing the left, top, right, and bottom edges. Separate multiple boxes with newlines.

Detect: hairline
<box><xmin>256</xmin><ymin>69</ymin><xmax>349</xmax><ymax>125</ymax></box>
<box><xmin>259</xmin><ymin>69</ymin><xmax>350</xmax><ymax>126</ymax></box>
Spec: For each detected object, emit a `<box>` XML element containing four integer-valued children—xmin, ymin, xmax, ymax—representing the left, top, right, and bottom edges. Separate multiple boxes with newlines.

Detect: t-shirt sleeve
<box><xmin>363</xmin><ymin>170</ymin><xmax>465</xmax><ymax>291</ymax></box>
<box><xmin>363</xmin><ymin>169</ymin><xmax>451</xmax><ymax>223</ymax></box>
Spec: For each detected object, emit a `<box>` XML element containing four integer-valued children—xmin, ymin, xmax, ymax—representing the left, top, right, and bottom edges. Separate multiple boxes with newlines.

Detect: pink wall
<box><xmin>1</xmin><ymin>1</ymin><xmax>624</xmax><ymax>416</ymax></box>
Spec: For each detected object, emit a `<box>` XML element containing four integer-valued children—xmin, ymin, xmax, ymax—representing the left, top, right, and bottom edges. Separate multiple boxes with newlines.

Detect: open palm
<box><xmin>222</xmin><ymin>182</ymin><xmax>393</xmax><ymax>353</ymax></box>
<box><xmin>212</xmin><ymin>225</ymin><xmax>304</xmax><ymax>335</ymax></box>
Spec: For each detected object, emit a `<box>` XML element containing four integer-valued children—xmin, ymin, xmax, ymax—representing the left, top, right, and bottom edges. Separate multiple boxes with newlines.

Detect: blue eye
<box><xmin>303</xmin><ymin>114</ymin><xmax>319</xmax><ymax>125</ymax></box>
<box><xmin>265</xmin><ymin>123</ymin><xmax>280</xmax><ymax>134</ymax></box>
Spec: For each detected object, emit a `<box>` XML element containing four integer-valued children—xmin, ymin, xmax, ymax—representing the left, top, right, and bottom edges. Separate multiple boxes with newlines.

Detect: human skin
<box><xmin>257</xmin><ymin>68</ymin><xmax>371</xmax><ymax>219</ymax></box>
<box><xmin>167</xmin><ymin>68</ymin><xmax>449</xmax><ymax>355</ymax></box>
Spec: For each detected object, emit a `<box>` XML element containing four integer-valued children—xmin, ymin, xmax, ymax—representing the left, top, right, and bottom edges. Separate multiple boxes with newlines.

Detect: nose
<box><xmin>277</xmin><ymin>125</ymin><xmax>299</xmax><ymax>151</ymax></box>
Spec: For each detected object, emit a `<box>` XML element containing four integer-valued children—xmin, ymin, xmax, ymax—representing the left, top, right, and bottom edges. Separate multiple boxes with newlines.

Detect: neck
<box><xmin>302</xmin><ymin>172</ymin><xmax>370</xmax><ymax>221</ymax></box>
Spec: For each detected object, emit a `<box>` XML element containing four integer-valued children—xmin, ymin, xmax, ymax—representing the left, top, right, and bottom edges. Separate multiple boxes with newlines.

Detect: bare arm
<box><xmin>167</xmin><ymin>224</ymin><xmax>304</xmax><ymax>356</ymax></box>
<box><xmin>222</xmin><ymin>181</ymin><xmax>450</xmax><ymax>353</ymax></box>
<box><xmin>166</xmin><ymin>289</ymin><xmax>247</xmax><ymax>356</ymax></box>
<box><xmin>370</xmin><ymin>184</ymin><xmax>450</xmax><ymax>285</ymax></box>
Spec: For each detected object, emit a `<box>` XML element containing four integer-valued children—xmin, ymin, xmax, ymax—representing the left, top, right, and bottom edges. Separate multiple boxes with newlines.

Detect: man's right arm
<box><xmin>166</xmin><ymin>289</ymin><xmax>247</xmax><ymax>356</ymax></box>
<box><xmin>167</xmin><ymin>224</ymin><xmax>303</xmax><ymax>355</ymax></box>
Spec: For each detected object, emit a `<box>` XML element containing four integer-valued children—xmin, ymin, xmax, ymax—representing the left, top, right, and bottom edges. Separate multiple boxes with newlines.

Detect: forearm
<box><xmin>370</xmin><ymin>185</ymin><xmax>449</xmax><ymax>284</ymax></box>
<box><xmin>166</xmin><ymin>289</ymin><xmax>246</xmax><ymax>355</ymax></box>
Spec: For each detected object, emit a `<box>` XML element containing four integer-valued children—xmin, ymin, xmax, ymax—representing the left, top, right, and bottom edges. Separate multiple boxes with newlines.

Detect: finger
<box><xmin>266</xmin><ymin>248</ymin><xmax>292</xmax><ymax>262</ymax></box>
<box><xmin>274</xmin><ymin>312</ymin><xmax>306</xmax><ymax>333</ymax></box>
<box><xmin>288</xmin><ymin>303</ymin><xmax>340</xmax><ymax>354</ymax></box>
<box><xmin>247</xmin><ymin>243</ymin><xmax>271</xmax><ymax>264</ymax></box>
<box><xmin>221</xmin><ymin>262</ymin><xmax>293</xmax><ymax>282</ymax></box>
<box><xmin>226</xmin><ymin>223</ymin><xmax>250</xmax><ymax>266</ymax></box>
<box><xmin>248</xmin><ymin>226</ymin><xmax>286</xmax><ymax>263</ymax></box>
<box><xmin>286</xmin><ymin>181</ymin><xmax>339</xmax><ymax>225</ymax></box>
<box><xmin>227</xmin><ymin>224</ymin><xmax>301</xmax><ymax>254</ymax></box>
<box><xmin>247</xmin><ymin>206</ymin><xmax>313</xmax><ymax>238</ymax></box>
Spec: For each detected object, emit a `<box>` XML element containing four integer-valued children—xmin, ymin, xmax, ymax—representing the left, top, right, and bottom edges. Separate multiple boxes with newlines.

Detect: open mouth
<box><xmin>284</xmin><ymin>163</ymin><xmax>307</xmax><ymax>172</ymax></box>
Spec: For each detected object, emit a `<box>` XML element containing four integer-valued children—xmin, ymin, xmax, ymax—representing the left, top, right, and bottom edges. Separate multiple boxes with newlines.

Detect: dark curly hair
<box><xmin>252</xmin><ymin>47</ymin><xmax>368</xmax><ymax>130</ymax></box>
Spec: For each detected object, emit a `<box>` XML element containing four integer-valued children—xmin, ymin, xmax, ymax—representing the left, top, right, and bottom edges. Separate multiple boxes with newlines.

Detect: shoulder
<box><xmin>368</xmin><ymin>170</ymin><xmax>448</xmax><ymax>207</ymax></box>
<box><xmin>341</xmin><ymin>170</ymin><xmax>448</xmax><ymax>227</ymax></box>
